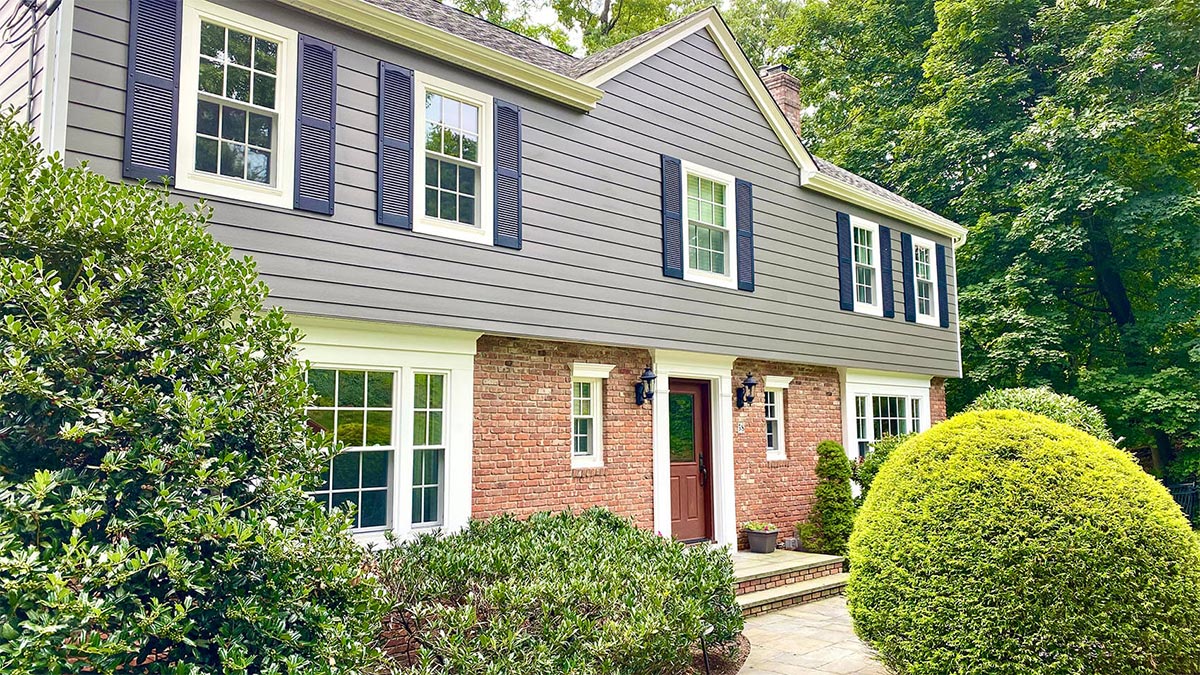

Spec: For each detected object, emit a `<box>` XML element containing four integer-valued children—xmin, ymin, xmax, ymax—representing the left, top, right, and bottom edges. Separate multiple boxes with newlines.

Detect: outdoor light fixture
<box><xmin>635</xmin><ymin>366</ymin><xmax>657</xmax><ymax>406</ymax></box>
<box><xmin>736</xmin><ymin>372</ymin><xmax>759</xmax><ymax>408</ymax></box>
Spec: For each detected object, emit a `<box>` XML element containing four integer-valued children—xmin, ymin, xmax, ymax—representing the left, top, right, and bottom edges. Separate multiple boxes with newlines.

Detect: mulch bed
<box><xmin>683</xmin><ymin>633</ymin><xmax>750</xmax><ymax>675</ymax></box>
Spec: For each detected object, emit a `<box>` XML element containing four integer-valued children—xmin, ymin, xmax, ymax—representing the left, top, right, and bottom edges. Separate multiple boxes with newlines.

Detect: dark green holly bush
<box><xmin>798</xmin><ymin>440</ymin><xmax>854</xmax><ymax>555</ymax></box>
<box><xmin>377</xmin><ymin>508</ymin><xmax>743</xmax><ymax>674</ymax></box>
<box><xmin>966</xmin><ymin>386</ymin><xmax>1116</xmax><ymax>443</ymax></box>
<box><xmin>0</xmin><ymin>118</ymin><xmax>385</xmax><ymax>674</ymax></box>
<box><xmin>849</xmin><ymin>411</ymin><xmax>1200</xmax><ymax>675</ymax></box>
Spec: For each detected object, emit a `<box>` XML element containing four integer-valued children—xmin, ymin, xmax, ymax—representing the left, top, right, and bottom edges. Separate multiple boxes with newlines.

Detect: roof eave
<box><xmin>287</xmin><ymin>0</ymin><xmax>603</xmax><ymax>110</ymax></box>
<box><xmin>802</xmin><ymin>171</ymin><xmax>968</xmax><ymax>245</ymax></box>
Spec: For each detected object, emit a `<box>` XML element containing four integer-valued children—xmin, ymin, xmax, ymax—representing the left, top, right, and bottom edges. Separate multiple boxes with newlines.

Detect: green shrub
<box><xmin>799</xmin><ymin>441</ymin><xmax>854</xmax><ymax>555</ymax></box>
<box><xmin>849</xmin><ymin>411</ymin><xmax>1200</xmax><ymax>675</ymax></box>
<box><xmin>377</xmin><ymin>509</ymin><xmax>743</xmax><ymax>674</ymax></box>
<box><xmin>0</xmin><ymin>118</ymin><xmax>384</xmax><ymax>674</ymax></box>
<box><xmin>853</xmin><ymin>433</ymin><xmax>910</xmax><ymax>505</ymax></box>
<box><xmin>966</xmin><ymin>386</ymin><xmax>1116</xmax><ymax>443</ymax></box>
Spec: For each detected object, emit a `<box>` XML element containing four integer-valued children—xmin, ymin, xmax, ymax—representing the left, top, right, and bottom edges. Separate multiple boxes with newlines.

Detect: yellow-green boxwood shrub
<box><xmin>378</xmin><ymin>509</ymin><xmax>743</xmax><ymax>674</ymax></box>
<box><xmin>848</xmin><ymin>411</ymin><xmax>1200</xmax><ymax>675</ymax></box>
<box><xmin>966</xmin><ymin>386</ymin><xmax>1115</xmax><ymax>443</ymax></box>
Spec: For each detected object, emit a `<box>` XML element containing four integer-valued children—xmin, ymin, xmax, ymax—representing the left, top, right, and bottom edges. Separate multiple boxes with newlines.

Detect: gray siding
<box><xmin>64</xmin><ymin>0</ymin><xmax>960</xmax><ymax>377</ymax></box>
<box><xmin>0</xmin><ymin>0</ymin><xmax>49</xmax><ymax>138</ymax></box>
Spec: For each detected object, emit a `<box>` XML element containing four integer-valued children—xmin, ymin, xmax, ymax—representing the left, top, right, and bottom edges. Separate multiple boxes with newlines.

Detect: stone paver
<box><xmin>740</xmin><ymin>596</ymin><xmax>890</xmax><ymax>675</ymax></box>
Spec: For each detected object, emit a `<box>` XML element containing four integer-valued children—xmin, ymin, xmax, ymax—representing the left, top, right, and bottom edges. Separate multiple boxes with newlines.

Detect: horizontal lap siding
<box><xmin>0</xmin><ymin>0</ymin><xmax>49</xmax><ymax>138</ymax></box>
<box><xmin>65</xmin><ymin>0</ymin><xmax>960</xmax><ymax>377</ymax></box>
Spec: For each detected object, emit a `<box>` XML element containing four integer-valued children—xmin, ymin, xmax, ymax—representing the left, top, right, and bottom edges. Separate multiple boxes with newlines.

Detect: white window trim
<box><xmin>910</xmin><ymin>234</ymin><xmax>939</xmax><ymax>326</ymax></box>
<box><xmin>762</xmin><ymin>375</ymin><xmax>791</xmax><ymax>461</ymax></box>
<box><xmin>850</xmin><ymin>215</ymin><xmax>883</xmax><ymax>317</ymax></box>
<box><xmin>176</xmin><ymin>0</ymin><xmax>298</xmax><ymax>208</ymax></box>
<box><xmin>841</xmin><ymin>370</ymin><xmax>931</xmax><ymax>465</ymax></box>
<box><xmin>294</xmin><ymin>316</ymin><xmax>479</xmax><ymax>547</ymax></box>
<box><xmin>680</xmin><ymin>160</ymin><xmax>738</xmax><ymax>290</ymax></box>
<box><xmin>413</xmin><ymin>71</ymin><xmax>495</xmax><ymax>245</ymax></box>
<box><xmin>570</xmin><ymin>363</ymin><xmax>612</xmax><ymax>468</ymax></box>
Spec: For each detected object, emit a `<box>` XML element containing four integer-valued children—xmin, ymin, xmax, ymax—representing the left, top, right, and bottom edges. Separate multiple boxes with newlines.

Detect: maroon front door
<box><xmin>669</xmin><ymin>379</ymin><xmax>713</xmax><ymax>542</ymax></box>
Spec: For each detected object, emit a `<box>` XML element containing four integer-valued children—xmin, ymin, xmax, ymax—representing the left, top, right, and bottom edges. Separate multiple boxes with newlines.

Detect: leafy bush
<box><xmin>377</xmin><ymin>509</ymin><xmax>743</xmax><ymax>674</ymax></box>
<box><xmin>798</xmin><ymin>441</ymin><xmax>854</xmax><ymax>555</ymax></box>
<box><xmin>966</xmin><ymin>386</ymin><xmax>1116</xmax><ymax>443</ymax></box>
<box><xmin>0</xmin><ymin>119</ymin><xmax>384</xmax><ymax>673</ymax></box>
<box><xmin>853</xmin><ymin>433</ymin><xmax>910</xmax><ymax>505</ymax></box>
<box><xmin>849</xmin><ymin>411</ymin><xmax>1200</xmax><ymax>675</ymax></box>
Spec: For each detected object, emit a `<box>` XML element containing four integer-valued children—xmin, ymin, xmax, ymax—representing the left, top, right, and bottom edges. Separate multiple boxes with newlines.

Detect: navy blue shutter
<box><xmin>661</xmin><ymin>155</ymin><xmax>683</xmax><ymax>279</ymax></box>
<box><xmin>900</xmin><ymin>232</ymin><xmax>916</xmax><ymax>322</ymax></box>
<box><xmin>735</xmin><ymin>179</ymin><xmax>754</xmax><ymax>291</ymax></box>
<box><xmin>936</xmin><ymin>243</ymin><xmax>950</xmax><ymax>328</ymax></box>
<box><xmin>294</xmin><ymin>35</ymin><xmax>336</xmax><ymax>214</ymax></box>
<box><xmin>123</xmin><ymin>0</ymin><xmax>181</xmax><ymax>182</ymax></box>
<box><xmin>879</xmin><ymin>225</ymin><xmax>894</xmax><ymax>318</ymax></box>
<box><xmin>376</xmin><ymin>61</ymin><xmax>413</xmax><ymax>228</ymax></box>
<box><xmin>836</xmin><ymin>212</ymin><xmax>854</xmax><ymax>310</ymax></box>
<box><xmin>494</xmin><ymin>100</ymin><xmax>522</xmax><ymax>249</ymax></box>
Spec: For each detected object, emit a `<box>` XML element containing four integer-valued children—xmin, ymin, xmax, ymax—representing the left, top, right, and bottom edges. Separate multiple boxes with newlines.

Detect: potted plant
<box><xmin>743</xmin><ymin>521</ymin><xmax>779</xmax><ymax>553</ymax></box>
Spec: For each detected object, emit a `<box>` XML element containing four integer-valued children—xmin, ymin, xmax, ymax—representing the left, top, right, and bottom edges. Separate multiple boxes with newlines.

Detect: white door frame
<box><xmin>651</xmin><ymin>349</ymin><xmax>737</xmax><ymax>547</ymax></box>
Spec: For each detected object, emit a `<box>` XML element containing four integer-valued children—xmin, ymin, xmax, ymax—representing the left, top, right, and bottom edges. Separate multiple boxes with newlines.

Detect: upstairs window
<box><xmin>177</xmin><ymin>0</ymin><xmax>296</xmax><ymax>206</ymax></box>
<box><xmin>852</xmin><ymin>218</ymin><xmax>882</xmax><ymax>315</ymax></box>
<box><xmin>911</xmin><ymin>235</ymin><xmax>939</xmax><ymax>325</ymax></box>
<box><xmin>681</xmin><ymin>161</ymin><xmax>738</xmax><ymax>289</ymax></box>
<box><xmin>414</xmin><ymin>73</ymin><xmax>494</xmax><ymax>245</ymax></box>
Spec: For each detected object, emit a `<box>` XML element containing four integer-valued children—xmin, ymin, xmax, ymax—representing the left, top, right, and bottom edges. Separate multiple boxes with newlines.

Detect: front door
<box><xmin>669</xmin><ymin>379</ymin><xmax>713</xmax><ymax>542</ymax></box>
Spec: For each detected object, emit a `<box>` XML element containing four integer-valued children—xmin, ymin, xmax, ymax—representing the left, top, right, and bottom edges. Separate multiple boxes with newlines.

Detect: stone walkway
<box><xmin>740</xmin><ymin>596</ymin><xmax>889</xmax><ymax>675</ymax></box>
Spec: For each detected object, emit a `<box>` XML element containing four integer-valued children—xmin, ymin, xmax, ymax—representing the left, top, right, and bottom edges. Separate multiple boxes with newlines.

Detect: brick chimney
<box><xmin>760</xmin><ymin>64</ymin><xmax>804</xmax><ymax>136</ymax></box>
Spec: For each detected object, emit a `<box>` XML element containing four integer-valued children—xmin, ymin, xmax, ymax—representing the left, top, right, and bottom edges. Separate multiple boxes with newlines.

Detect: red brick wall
<box><xmin>731</xmin><ymin>359</ymin><xmax>843</xmax><ymax>548</ymax></box>
<box><xmin>931</xmin><ymin>377</ymin><xmax>947</xmax><ymax>423</ymax></box>
<box><xmin>473</xmin><ymin>336</ymin><xmax>655</xmax><ymax>528</ymax></box>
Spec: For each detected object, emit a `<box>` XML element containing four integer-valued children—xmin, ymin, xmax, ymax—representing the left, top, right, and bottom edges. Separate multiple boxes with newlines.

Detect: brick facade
<box><xmin>931</xmin><ymin>377</ymin><xmax>947</xmax><ymax>423</ymax></box>
<box><xmin>731</xmin><ymin>359</ymin><xmax>843</xmax><ymax>548</ymax></box>
<box><xmin>473</xmin><ymin>336</ymin><xmax>656</xmax><ymax>527</ymax></box>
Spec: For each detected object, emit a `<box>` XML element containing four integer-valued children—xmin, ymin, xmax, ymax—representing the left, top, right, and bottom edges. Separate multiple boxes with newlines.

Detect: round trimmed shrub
<box><xmin>848</xmin><ymin>411</ymin><xmax>1200</xmax><ymax>675</ymax></box>
<box><xmin>966</xmin><ymin>386</ymin><xmax>1115</xmax><ymax>443</ymax></box>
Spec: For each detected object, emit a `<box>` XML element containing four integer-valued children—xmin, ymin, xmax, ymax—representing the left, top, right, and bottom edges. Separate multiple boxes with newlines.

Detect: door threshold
<box><xmin>681</xmin><ymin>537</ymin><xmax>713</xmax><ymax>546</ymax></box>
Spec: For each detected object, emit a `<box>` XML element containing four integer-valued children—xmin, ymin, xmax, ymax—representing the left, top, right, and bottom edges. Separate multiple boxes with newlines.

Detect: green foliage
<box><xmin>743</xmin><ymin>521</ymin><xmax>777</xmax><ymax>532</ymax></box>
<box><xmin>849</xmin><ymin>411</ymin><xmax>1200</xmax><ymax>675</ymax></box>
<box><xmin>452</xmin><ymin>0</ymin><xmax>573</xmax><ymax>52</ymax></box>
<box><xmin>853</xmin><ymin>433</ymin><xmax>910</xmax><ymax>505</ymax></box>
<box><xmin>377</xmin><ymin>509</ymin><xmax>743</xmax><ymax>674</ymax></box>
<box><xmin>774</xmin><ymin>0</ymin><xmax>1200</xmax><ymax>472</ymax></box>
<box><xmin>966</xmin><ymin>386</ymin><xmax>1116</xmax><ymax>444</ymax></box>
<box><xmin>550</xmin><ymin>0</ymin><xmax>707</xmax><ymax>54</ymax></box>
<box><xmin>801</xmin><ymin>441</ymin><xmax>854</xmax><ymax>555</ymax></box>
<box><xmin>722</xmin><ymin>0</ymin><xmax>797</xmax><ymax>69</ymax></box>
<box><xmin>0</xmin><ymin>118</ymin><xmax>385</xmax><ymax>674</ymax></box>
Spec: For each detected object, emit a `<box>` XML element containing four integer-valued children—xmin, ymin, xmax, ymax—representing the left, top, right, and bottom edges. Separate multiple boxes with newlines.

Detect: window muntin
<box><xmin>687</xmin><ymin>174</ymin><xmax>728</xmax><ymax>275</ymax></box>
<box><xmin>423</xmin><ymin>92</ymin><xmax>481</xmax><ymax>228</ymax></box>
<box><xmin>194</xmin><ymin>21</ymin><xmax>278</xmax><ymax>185</ymax></box>
<box><xmin>571</xmin><ymin>379</ymin><xmax>600</xmax><ymax>459</ymax></box>
<box><xmin>853</xmin><ymin>225</ymin><xmax>876</xmax><ymax>305</ymax></box>
<box><xmin>911</xmin><ymin>237</ymin><xmax>938</xmax><ymax>324</ymax></box>
<box><xmin>764</xmin><ymin>388</ymin><xmax>785</xmax><ymax>458</ymax></box>
<box><xmin>853</xmin><ymin>393</ymin><xmax>923</xmax><ymax>459</ymax></box>
<box><xmin>306</xmin><ymin>368</ymin><xmax>396</xmax><ymax>530</ymax></box>
<box><xmin>412</xmin><ymin>372</ymin><xmax>446</xmax><ymax>527</ymax></box>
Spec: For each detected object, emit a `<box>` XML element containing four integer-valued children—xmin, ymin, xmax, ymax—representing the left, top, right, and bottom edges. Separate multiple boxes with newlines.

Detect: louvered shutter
<box><xmin>494</xmin><ymin>100</ymin><xmax>522</xmax><ymax>249</ymax></box>
<box><xmin>661</xmin><ymin>155</ymin><xmax>683</xmax><ymax>279</ymax></box>
<box><xmin>836</xmin><ymin>212</ymin><xmax>854</xmax><ymax>310</ymax></box>
<box><xmin>879</xmin><ymin>225</ymin><xmax>894</xmax><ymax>318</ymax></box>
<box><xmin>123</xmin><ymin>0</ymin><xmax>181</xmax><ymax>182</ymax></box>
<box><xmin>377</xmin><ymin>62</ymin><xmax>413</xmax><ymax>228</ymax></box>
<box><xmin>294</xmin><ymin>35</ymin><xmax>336</xmax><ymax>214</ymax></box>
<box><xmin>936</xmin><ymin>244</ymin><xmax>950</xmax><ymax>328</ymax></box>
<box><xmin>734</xmin><ymin>179</ymin><xmax>755</xmax><ymax>291</ymax></box>
<box><xmin>900</xmin><ymin>232</ymin><xmax>916</xmax><ymax>322</ymax></box>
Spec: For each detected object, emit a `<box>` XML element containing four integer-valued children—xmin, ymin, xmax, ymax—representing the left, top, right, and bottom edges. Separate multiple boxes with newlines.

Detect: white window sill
<box><xmin>916</xmin><ymin>313</ymin><xmax>939</xmax><ymax>327</ymax></box>
<box><xmin>571</xmin><ymin>455</ymin><xmax>604</xmax><ymax>470</ymax></box>
<box><xmin>175</xmin><ymin>170</ymin><xmax>291</xmax><ymax>208</ymax></box>
<box><xmin>766</xmin><ymin>452</ymin><xmax>788</xmax><ymax>462</ymax></box>
<box><xmin>414</xmin><ymin>216</ymin><xmax>493</xmax><ymax>245</ymax></box>
<box><xmin>854</xmin><ymin>301</ymin><xmax>884</xmax><ymax>317</ymax></box>
<box><xmin>684</xmin><ymin>267</ymin><xmax>738</xmax><ymax>290</ymax></box>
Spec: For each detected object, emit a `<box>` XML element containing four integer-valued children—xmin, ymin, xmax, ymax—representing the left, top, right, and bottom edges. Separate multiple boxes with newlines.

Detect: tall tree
<box><xmin>549</xmin><ymin>0</ymin><xmax>705</xmax><ymax>53</ymax></box>
<box><xmin>723</xmin><ymin>0</ymin><xmax>797</xmax><ymax>70</ymax></box>
<box><xmin>774</xmin><ymin>0</ymin><xmax>1200</xmax><ymax>473</ymax></box>
<box><xmin>452</xmin><ymin>0</ymin><xmax>573</xmax><ymax>52</ymax></box>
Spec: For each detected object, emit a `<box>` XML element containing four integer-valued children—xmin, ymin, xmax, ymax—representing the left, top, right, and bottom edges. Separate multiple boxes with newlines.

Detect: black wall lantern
<box><xmin>736</xmin><ymin>372</ymin><xmax>759</xmax><ymax>408</ymax></box>
<box><xmin>635</xmin><ymin>366</ymin><xmax>657</xmax><ymax>406</ymax></box>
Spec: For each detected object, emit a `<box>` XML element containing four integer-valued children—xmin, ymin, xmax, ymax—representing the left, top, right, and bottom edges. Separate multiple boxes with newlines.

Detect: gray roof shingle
<box><xmin>811</xmin><ymin>157</ymin><xmax>944</xmax><ymax>222</ymax></box>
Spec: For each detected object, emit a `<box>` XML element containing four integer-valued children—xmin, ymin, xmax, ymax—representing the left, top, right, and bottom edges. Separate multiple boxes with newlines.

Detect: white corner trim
<box><xmin>572</xmin><ymin>362</ymin><xmax>615</xmax><ymax>379</ymax></box>
<box><xmin>762</xmin><ymin>375</ymin><xmax>793</xmax><ymax>390</ymax></box>
<box><xmin>39</xmin><ymin>0</ymin><xmax>74</xmax><ymax>156</ymax></box>
<box><xmin>288</xmin><ymin>0</ymin><xmax>602</xmax><ymax>110</ymax></box>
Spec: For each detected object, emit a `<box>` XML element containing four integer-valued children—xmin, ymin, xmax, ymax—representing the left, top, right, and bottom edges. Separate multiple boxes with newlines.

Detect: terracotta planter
<box><xmin>746</xmin><ymin>529</ymin><xmax>779</xmax><ymax>553</ymax></box>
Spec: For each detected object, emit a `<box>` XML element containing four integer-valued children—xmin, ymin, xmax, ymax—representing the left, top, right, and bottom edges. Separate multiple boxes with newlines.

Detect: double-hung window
<box><xmin>411</xmin><ymin>372</ymin><xmax>446</xmax><ymax>527</ymax></box>
<box><xmin>910</xmin><ymin>235</ymin><xmax>939</xmax><ymax>325</ymax></box>
<box><xmin>762</xmin><ymin>376</ymin><xmax>792</xmax><ymax>460</ymax></box>
<box><xmin>570</xmin><ymin>363</ymin><xmax>612</xmax><ymax>468</ymax></box>
<box><xmin>413</xmin><ymin>73</ymin><xmax>494</xmax><ymax>245</ymax></box>
<box><xmin>681</xmin><ymin>161</ymin><xmax>738</xmax><ymax>289</ymax></box>
<box><xmin>851</xmin><ymin>216</ymin><xmax>882</xmax><ymax>315</ymax></box>
<box><xmin>177</xmin><ymin>0</ymin><xmax>297</xmax><ymax>206</ymax></box>
<box><xmin>844</xmin><ymin>372</ymin><xmax>931</xmax><ymax>460</ymax></box>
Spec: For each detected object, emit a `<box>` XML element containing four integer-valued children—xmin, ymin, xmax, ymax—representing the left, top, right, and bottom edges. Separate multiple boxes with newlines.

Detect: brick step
<box><xmin>734</xmin><ymin>552</ymin><xmax>845</xmax><ymax>596</ymax></box>
<box><xmin>736</xmin><ymin>572</ymin><xmax>849</xmax><ymax>617</ymax></box>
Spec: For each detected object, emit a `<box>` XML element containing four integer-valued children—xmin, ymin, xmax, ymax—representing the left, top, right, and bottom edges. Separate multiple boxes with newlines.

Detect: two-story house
<box><xmin>2</xmin><ymin>0</ymin><xmax>966</xmax><ymax>548</ymax></box>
